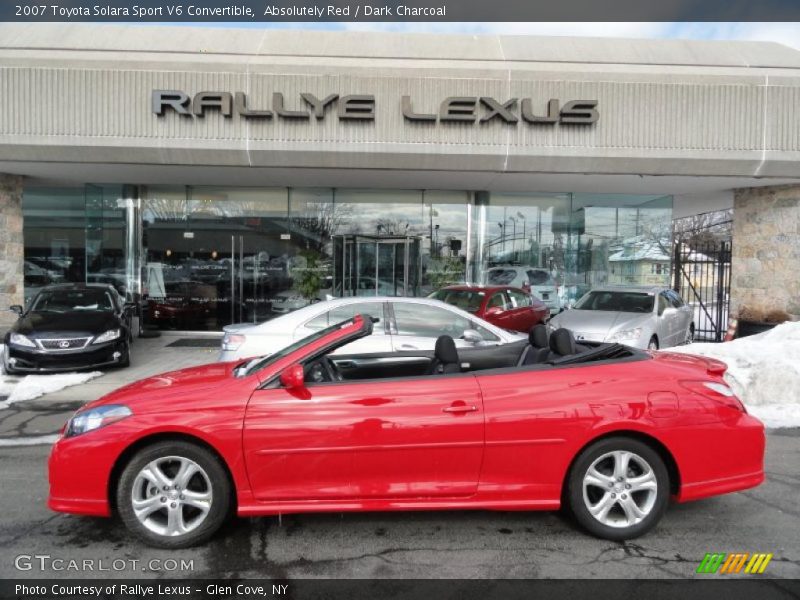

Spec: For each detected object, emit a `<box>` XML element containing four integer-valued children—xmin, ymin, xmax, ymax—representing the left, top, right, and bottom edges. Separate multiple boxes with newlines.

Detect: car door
<box><xmin>666</xmin><ymin>290</ymin><xmax>692</xmax><ymax>343</ymax></box>
<box><xmin>296</xmin><ymin>301</ymin><xmax>393</xmax><ymax>355</ymax></box>
<box><xmin>483</xmin><ymin>291</ymin><xmax>516</xmax><ymax>330</ymax></box>
<box><xmin>505</xmin><ymin>289</ymin><xmax>537</xmax><ymax>331</ymax></box>
<box><xmin>389</xmin><ymin>301</ymin><xmax>498</xmax><ymax>351</ymax></box>
<box><xmin>244</xmin><ymin>373</ymin><xmax>485</xmax><ymax>501</ymax></box>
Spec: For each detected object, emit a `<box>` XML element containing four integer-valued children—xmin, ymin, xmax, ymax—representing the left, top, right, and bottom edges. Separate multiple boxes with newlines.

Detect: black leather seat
<box><xmin>428</xmin><ymin>335</ymin><xmax>461</xmax><ymax>374</ymax></box>
<box><xmin>549</xmin><ymin>327</ymin><xmax>580</xmax><ymax>358</ymax></box>
<box><xmin>519</xmin><ymin>324</ymin><xmax>551</xmax><ymax>365</ymax></box>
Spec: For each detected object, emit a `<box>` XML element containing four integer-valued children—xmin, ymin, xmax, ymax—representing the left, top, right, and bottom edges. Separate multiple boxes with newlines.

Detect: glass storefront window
<box><xmin>22</xmin><ymin>186</ymin><xmax>87</xmax><ymax>304</ymax></box>
<box><xmin>23</xmin><ymin>184</ymin><xmax>673</xmax><ymax>331</ymax></box>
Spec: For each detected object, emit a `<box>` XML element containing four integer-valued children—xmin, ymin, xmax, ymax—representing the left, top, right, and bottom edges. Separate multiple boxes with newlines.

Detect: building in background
<box><xmin>1</xmin><ymin>25</ymin><xmax>799</xmax><ymax>333</ymax></box>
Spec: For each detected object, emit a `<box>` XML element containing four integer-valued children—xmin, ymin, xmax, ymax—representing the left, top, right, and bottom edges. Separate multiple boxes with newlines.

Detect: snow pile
<box><xmin>668</xmin><ymin>321</ymin><xmax>800</xmax><ymax>428</ymax></box>
<box><xmin>0</xmin><ymin>370</ymin><xmax>103</xmax><ymax>409</ymax></box>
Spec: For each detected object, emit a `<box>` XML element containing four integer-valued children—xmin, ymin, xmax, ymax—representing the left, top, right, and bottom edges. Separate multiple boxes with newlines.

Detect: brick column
<box><xmin>732</xmin><ymin>185</ymin><xmax>800</xmax><ymax>320</ymax></box>
<box><xmin>0</xmin><ymin>174</ymin><xmax>24</xmax><ymax>331</ymax></box>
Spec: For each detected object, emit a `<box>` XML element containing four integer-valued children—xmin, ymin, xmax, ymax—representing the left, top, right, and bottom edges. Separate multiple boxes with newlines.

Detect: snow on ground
<box><xmin>668</xmin><ymin>321</ymin><xmax>800</xmax><ymax>428</ymax></box>
<box><xmin>0</xmin><ymin>344</ymin><xmax>104</xmax><ymax>409</ymax></box>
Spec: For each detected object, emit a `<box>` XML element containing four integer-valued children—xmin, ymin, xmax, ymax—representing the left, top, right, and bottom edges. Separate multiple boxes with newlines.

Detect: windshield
<box><xmin>573</xmin><ymin>291</ymin><xmax>655</xmax><ymax>313</ymax></box>
<box><xmin>527</xmin><ymin>269</ymin><xmax>554</xmax><ymax>285</ymax></box>
<box><xmin>486</xmin><ymin>269</ymin><xmax>517</xmax><ymax>285</ymax></box>
<box><xmin>240</xmin><ymin>317</ymin><xmax>358</xmax><ymax>377</ymax></box>
<box><xmin>428</xmin><ymin>289</ymin><xmax>485</xmax><ymax>313</ymax></box>
<box><xmin>31</xmin><ymin>289</ymin><xmax>115</xmax><ymax>313</ymax></box>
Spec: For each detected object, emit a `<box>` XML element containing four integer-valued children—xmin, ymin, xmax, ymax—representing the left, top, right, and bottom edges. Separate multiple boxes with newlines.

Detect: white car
<box><xmin>219</xmin><ymin>297</ymin><xmax>525</xmax><ymax>362</ymax></box>
<box><xmin>483</xmin><ymin>266</ymin><xmax>561</xmax><ymax>315</ymax></box>
<box><xmin>548</xmin><ymin>286</ymin><xmax>695</xmax><ymax>350</ymax></box>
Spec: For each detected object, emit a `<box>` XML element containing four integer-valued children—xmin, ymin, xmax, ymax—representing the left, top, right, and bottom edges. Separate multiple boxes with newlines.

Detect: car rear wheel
<box><xmin>117</xmin><ymin>441</ymin><xmax>231</xmax><ymax>548</ymax></box>
<box><xmin>686</xmin><ymin>325</ymin><xmax>695</xmax><ymax>344</ymax></box>
<box><xmin>647</xmin><ymin>336</ymin><xmax>659</xmax><ymax>350</ymax></box>
<box><xmin>567</xmin><ymin>437</ymin><xmax>669</xmax><ymax>541</ymax></box>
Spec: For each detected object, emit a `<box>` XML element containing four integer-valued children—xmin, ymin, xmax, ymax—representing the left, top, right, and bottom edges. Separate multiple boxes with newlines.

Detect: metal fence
<box><xmin>672</xmin><ymin>241</ymin><xmax>732</xmax><ymax>342</ymax></box>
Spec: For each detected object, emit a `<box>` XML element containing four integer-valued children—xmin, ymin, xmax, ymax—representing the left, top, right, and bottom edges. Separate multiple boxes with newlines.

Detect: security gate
<box><xmin>672</xmin><ymin>241</ymin><xmax>732</xmax><ymax>342</ymax></box>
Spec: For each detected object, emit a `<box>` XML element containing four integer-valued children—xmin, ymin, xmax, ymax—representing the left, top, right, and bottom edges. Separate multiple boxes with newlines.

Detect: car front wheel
<box><xmin>567</xmin><ymin>437</ymin><xmax>669</xmax><ymax>541</ymax></box>
<box><xmin>117</xmin><ymin>441</ymin><xmax>231</xmax><ymax>548</ymax></box>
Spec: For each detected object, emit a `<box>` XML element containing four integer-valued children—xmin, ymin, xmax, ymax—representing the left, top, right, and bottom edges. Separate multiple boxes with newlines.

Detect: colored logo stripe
<box><xmin>696</xmin><ymin>552</ymin><xmax>773</xmax><ymax>574</ymax></box>
<box><xmin>745</xmin><ymin>553</ymin><xmax>773</xmax><ymax>574</ymax></box>
<box><xmin>697</xmin><ymin>553</ymin><xmax>726</xmax><ymax>573</ymax></box>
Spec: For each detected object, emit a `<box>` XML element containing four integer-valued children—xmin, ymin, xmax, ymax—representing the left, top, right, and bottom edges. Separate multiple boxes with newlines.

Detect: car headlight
<box><xmin>64</xmin><ymin>404</ymin><xmax>132</xmax><ymax>438</ymax></box>
<box><xmin>606</xmin><ymin>328</ymin><xmax>643</xmax><ymax>342</ymax></box>
<box><xmin>92</xmin><ymin>329</ymin><xmax>121</xmax><ymax>344</ymax></box>
<box><xmin>222</xmin><ymin>333</ymin><xmax>245</xmax><ymax>351</ymax></box>
<box><xmin>9</xmin><ymin>332</ymin><xmax>36</xmax><ymax>348</ymax></box>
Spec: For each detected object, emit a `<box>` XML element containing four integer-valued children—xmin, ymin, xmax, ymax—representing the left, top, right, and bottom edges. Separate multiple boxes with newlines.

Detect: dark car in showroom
<box><xmin>429</xmin><ymin>285</ymin><xmax>549</xmax><ymax>333</ymax></box>
<box><xmin>3</xmin><ymin>284</ymin><xmax>134</xmax><ymax>374</ymax></box>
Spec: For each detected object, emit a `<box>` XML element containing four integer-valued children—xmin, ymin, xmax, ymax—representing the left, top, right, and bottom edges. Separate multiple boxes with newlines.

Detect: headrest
<box><xmin>549</xmin><ymin>328</ymin><xmax>577</xmax><ymax>356</ymax></box>
<box><xmin>529</xmin><ymin>324</ymin><xmax>549</xmax><ymax>349</ymax></box>
<box><xmin>434</xmin><ymin>335</ymin><xmax>459</xmax><ymax>364</ymax></box>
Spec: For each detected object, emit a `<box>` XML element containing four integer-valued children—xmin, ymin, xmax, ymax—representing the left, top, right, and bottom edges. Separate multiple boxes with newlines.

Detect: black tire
<box><xmin>567</xmin><ymin>436</ymin><xmax>669</xmax><ymax>541</ymax></box>
<box><xmin>116</xmin><ymin>440</ymin><xmax>231</xmax><ymax>548</ymax></box>
<box><xmin>117</xmin><ymin>343</ymin><xmax>131</xmax><ymax>368</ymax></box>
<box><xmin>647</xmin><ymin>336</ymin><xmax>659</xmax><ymax>350</ymax></box>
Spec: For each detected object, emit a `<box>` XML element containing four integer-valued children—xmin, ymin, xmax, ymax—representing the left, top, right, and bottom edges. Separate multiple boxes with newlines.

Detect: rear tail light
<box><xmin>679</xmin><ymin>380</ymin><xmax>746</xmax><ymax>412</ymax></box>
<box><xmin>221</xmin><ymin>333</ymin><xmax>245</xmax><ymax>352</ymax></box>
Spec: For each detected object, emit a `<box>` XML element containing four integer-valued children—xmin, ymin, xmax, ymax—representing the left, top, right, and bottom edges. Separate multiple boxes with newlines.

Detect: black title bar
<box><xmin>4</xmin><ymin>0</ymin><xmax>800</xmax><ymax>22</ymax></box>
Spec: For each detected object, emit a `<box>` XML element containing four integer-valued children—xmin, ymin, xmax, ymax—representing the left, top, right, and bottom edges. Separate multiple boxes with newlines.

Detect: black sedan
<box><xmin>3</xmin><ymin>284</ymin><xmax>134</xmax><ymax>374</ymax></box>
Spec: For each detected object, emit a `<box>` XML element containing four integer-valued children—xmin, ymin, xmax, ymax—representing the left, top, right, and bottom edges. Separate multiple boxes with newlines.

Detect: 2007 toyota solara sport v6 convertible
<box><xmin>48</xmin><ymin>315</ymin><xmax>765</xmax><ymax>548</ymax></box>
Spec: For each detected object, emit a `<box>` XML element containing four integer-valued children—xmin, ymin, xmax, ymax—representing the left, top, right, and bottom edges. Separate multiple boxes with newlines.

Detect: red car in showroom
<box><xmin>429</xmin><ymin>285</ymin><xmax>549</xmax><ymax>332</ymax></box>
<box><xmin>48</xmin><ymin>315</ymin><xmax>765</xmax><ymax>548</ymax></box>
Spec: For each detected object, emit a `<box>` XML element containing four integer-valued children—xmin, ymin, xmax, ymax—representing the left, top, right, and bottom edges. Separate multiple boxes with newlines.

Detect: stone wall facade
<box><xmin>0</xmin><ymin>173</ymin><xmax>23</xmax><ymax>331</ymax></box>
<box><xmin>732</xmin><ymin>185</ymin><xmax>800</xmax><ymax>320</ymax></box>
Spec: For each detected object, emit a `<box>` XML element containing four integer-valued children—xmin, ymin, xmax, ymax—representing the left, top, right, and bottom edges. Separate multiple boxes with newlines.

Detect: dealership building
<box><xmin>0</xmin><ymin>24</ymin><xmax>799</xmax><ymax>332</ymax></box>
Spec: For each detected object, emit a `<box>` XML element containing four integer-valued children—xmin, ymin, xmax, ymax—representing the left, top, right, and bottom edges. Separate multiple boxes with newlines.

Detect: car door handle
<box><xmin>399</xmin><ymin>344</ymin><xmax>418</xmax><ymax>350</ymax></box>
<box><xmin>442</xmin><ymin>404</ymin><xmax>478</xmax><ymax>413</ymax></box>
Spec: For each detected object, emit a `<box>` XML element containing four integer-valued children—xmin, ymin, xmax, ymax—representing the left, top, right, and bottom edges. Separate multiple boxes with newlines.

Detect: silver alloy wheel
<box><xmin>131</xmin><ymin>456</ymin><xmax>213</xmax><ymax>537</ymax></box>
<box><xmin>582</xmin><ymin>450</ymin><xmax>658</xmax><ymax>528</ymax></box>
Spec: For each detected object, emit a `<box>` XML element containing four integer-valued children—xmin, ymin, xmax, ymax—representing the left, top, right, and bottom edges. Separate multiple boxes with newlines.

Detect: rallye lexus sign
<box><xmin>152</xmin><ymin>90</ymin><xmax>599</xmax><ymax>125</ymax></box>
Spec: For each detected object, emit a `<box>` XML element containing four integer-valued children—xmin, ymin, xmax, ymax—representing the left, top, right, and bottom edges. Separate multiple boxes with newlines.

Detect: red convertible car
<box><xmin>48</xmin><ymin>315</ymin><xmax>765</xmax><ymax>548</ymax></box>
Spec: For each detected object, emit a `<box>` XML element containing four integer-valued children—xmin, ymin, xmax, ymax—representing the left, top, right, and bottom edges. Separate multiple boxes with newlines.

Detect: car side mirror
<box><xmin>9</xmin><ymin>305</ymin><xmax>23</xmax><ymax>316</ymax></box>
<box><xmin>279</xmin><ymin>364</ymin><xmax>305</xmax><ymax>389</ymax></box>
<box><xmin>462</xmin><ymin>329</ymin><xmax>484</xmax><ymax>344</ymax></box>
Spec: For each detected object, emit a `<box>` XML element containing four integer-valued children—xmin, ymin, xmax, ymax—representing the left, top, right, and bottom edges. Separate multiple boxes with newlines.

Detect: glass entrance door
<box><xmin>141</xmin><ymin>187</ymin><xmax>287</xmax><ymax>331</ymax></box>
<box><xmin>334</xmin><ymin>235</ymin><xmax>420</xmax><ymax>297</ymax></box>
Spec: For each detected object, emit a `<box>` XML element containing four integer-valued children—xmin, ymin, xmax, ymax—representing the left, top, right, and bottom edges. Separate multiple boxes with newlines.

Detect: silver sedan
<box><xmin>548</xmin><ymin>286</ymin><xmax>695</xmax><ymax>350</ymax></box>
<box><xmin>219</xmin><ymin>296</ymin><xmax>526</xmax><ymax>362</ymax></box>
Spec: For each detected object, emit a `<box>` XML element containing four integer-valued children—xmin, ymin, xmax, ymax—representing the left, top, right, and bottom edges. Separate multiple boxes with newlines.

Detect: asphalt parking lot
<box><xmin>0</xmin><ymin>430</ymin><xmax>798</xmax><ymax>580</ymax></box>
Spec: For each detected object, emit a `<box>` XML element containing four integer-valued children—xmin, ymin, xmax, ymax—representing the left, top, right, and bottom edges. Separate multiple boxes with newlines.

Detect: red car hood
<box><xmin>86</xmin><ymin>361</ymin><xmax>247</xmax><ymax>414</ymax></box>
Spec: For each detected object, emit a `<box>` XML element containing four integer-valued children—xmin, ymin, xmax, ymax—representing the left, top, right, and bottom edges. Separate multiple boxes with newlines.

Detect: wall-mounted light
<box><xmin>211</xmin><ymin>250</ymin><xmax>218</xmax><ymax>259</ymax></box>
<box><xmin>165</xmin><ymin>249</ymin><xmax>172</xmax><ymax>257</ymax></box>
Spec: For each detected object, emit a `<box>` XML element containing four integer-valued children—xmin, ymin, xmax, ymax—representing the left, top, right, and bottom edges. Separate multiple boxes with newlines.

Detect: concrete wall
<box><xmin>731</xmin><ymin>185</ymin><xmax>800</xmax><ymax>319</ymax></box>
<box><xmin>0</xmin><ymin>173</ymin><xmax>23</xmax><ymax>330</ymax></box>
